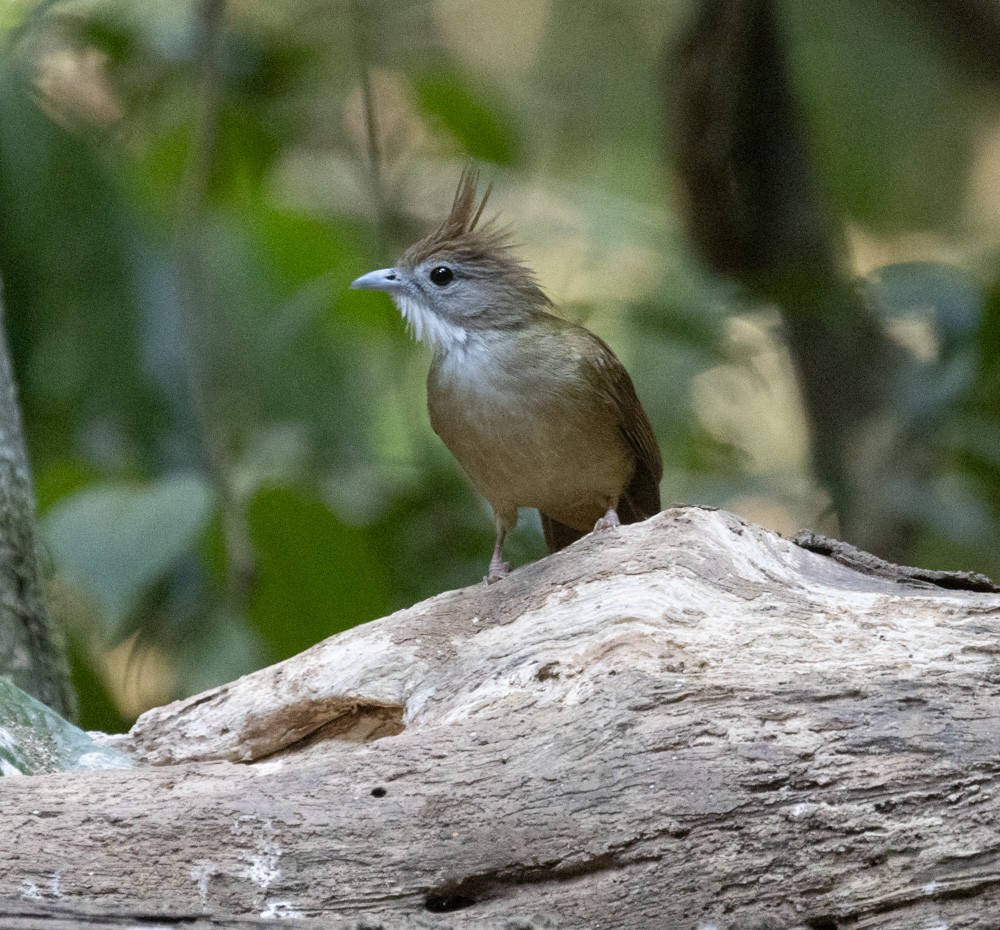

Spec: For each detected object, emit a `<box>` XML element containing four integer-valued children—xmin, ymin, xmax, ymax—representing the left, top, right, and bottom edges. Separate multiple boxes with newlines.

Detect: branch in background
<box><xmin>0</xmin><ymin>278</ymin><xmax>75</xmax><ymax>719</ymax></box>
<box><xmin>668</xmin><ymin>0</ymin><xmax>894</xmax><ymax>547</ymax></box>
<box><xmin>351</xmin><ymin>1</ymin><xmax>387</xmax><ymax>249</ymax></box>
<box><xmin>905</xmin><ymin>0</ymin><xmax>1000</xmax><ymax>85</ymax></box>
<box><xmin>174</xmin><ymin>0</ymin><xmax>256</xmax><ymax>608</ymax></box>
<box><xmin>351</xmin><ymin>0</ymin><xmax>398</xmax><ymax>259</ymax></box>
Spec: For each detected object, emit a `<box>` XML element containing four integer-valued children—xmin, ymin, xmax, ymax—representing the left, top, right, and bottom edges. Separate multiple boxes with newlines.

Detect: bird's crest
<box><xmin>400</xmin><ymin>166</ymin><xmax>508</xmax><ymax>269</ymax></box>
<box><xmin>399</xmin><ymin>164</ymin><xmax>552</xmax><ymax>312</ymax></box>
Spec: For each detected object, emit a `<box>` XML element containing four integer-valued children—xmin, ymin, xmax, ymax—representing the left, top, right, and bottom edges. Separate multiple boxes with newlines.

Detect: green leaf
<box><xmin>0</xmin><ymin>57</ymin><xmax>160</xmax><ymax>465</ymax></box>
<box><xmin>176</xmin><ymin>606</ymin><xmax>266</xmax><ymax>697</ymax></box>
<box><xmin>0</xmin><ymin>678</ymin><xmax>132</xmax><ymax>776</ymax></box>
<box><xmin>977</xmin><ymin>279</ymin><xmax>1000</xmax><ymax>398</ymax></box>
<box><xmin>865</xmin><ymin>262</ymin><xmax>983</xmax><ymax>347</ymax></box>
<box><xmin>67</xmin><ymin>637</ymin><xmax>131</xmax><ymax>735</ymax></box>
<box><xmin>34</xmin><ymin>459</ymin><xmax>102</xmax><ymax>515</ymax></box>
<box><xmin>43</xmin><ymin>476</ymin><xmax>214</xmax><ymax>639</ymax></box>
<box><xmin>863</xmin><ymin>262</ymin><xmax>983</xmax><ymax>423</ymax></box>
<box><xmin>412</xmin><ymin>68</ymin><xmax>521</xmax><ymax>166</ymax></box>
<box><xmin>247</xmin><ymin>485</ymin><xmax>390</xmax><ymax>659</ymax></box>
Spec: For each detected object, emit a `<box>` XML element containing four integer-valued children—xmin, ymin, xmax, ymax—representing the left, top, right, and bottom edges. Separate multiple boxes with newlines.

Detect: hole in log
<box><xmin>307</xmin><ymin>702</ymin><xmax>406</xmax><ymax>744</ymax></box>
<box><xmin>258</xmin><ymin>700</ymin><xmax>407</xmax><ymax>761</ymax></box>
<box><xmin>536</xmin><ymin>662</ymin><xmax>560</xmax><ymax>681</ymax></box>
<box><xmin>806</xmin><ymin>918</ymin><xmax>837</xmax><ymax>930</ymax></box>
<box><xmin>424</xmin><ymin>892</ymin><xmax>477</xmax><ymax>913</ymax></box>
<box><xmin>371</xmin><ymin>786</ymin><xmax>387</xmax><ymax>798</ymax></box>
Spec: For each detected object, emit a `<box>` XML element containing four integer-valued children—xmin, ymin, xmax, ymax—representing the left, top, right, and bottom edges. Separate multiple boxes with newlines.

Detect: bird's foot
<box><xmin>485</xmin><ymin>560</ymin><xmax>511</xmax><ymax>584</ymax></box>
<box><xmin>593</xmin><ymin>508</ymin><xmax>621</xmax><ymax>533</ymax></box>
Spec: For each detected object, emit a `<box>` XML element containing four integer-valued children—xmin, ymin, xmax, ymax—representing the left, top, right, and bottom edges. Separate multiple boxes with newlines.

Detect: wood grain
<box><xmin>2</xmin><ymin>507</ymin><xmax>999</xmax><ymax>929</ymax></box>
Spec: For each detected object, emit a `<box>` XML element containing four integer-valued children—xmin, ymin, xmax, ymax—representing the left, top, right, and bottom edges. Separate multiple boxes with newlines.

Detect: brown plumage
<box><xmin>352</xmin><ymin>166</ymin><xmax>662</xmax><ymax>581</ymax></box>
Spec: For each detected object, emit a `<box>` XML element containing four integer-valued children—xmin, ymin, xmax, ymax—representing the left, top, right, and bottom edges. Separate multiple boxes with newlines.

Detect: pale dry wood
<box><xmin>2</xmin><ymin>506</ymin><xmax>1000</xmax><ymax>929</ymax></box>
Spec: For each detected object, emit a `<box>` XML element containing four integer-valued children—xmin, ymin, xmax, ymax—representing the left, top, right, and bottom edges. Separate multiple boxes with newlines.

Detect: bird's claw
<box><xmin>593</xmin><ymin>509</ymin><xmax>621</xmax><ymax>533</ymax></box>
<box><xmin>485</xmin><ymin>561</ymin><xmax>511</xmax><ymax>584</ymax></box>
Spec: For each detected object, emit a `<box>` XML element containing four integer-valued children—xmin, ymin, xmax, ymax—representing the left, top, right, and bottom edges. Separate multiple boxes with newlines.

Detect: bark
<box><xmin>0</xmin><ymin>281</ymin><xmax>74</xmax><ymax>718</ymax></box>
<box><xmin>2</xmin><ymin>507</ymin><xmax>999</xmax><ymax>929</ymax></box>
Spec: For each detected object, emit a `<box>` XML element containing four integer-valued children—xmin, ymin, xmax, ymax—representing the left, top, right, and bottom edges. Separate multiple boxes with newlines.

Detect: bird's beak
<box><xmin>351</xmin><ymin>268</ymin><xmax>405</xmax><ymax>294</ymax></box>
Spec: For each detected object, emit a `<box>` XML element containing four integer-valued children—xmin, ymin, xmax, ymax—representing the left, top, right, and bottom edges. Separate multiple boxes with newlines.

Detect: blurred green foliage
<box><xmin>0</xmin><ymin>0</ymin><xmax>997</xmax><ymax>729</ymax></box>
<box><xmin>781</xmin><ymin>0</ymin><xmax>977</xmax><ymax>231</ymax></box>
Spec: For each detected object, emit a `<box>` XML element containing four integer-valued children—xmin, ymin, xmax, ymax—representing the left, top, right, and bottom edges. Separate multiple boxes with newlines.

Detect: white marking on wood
<box><xmin>19</xmin><ymin>880</ymin><xmax>40</xmax><ymax>900</ymax></box>
<box><xmin>190</xmin><ymin>860</ymin><xmax>220</xmax><ymax>910</ymax></box>
<box><xmin>234</xmin><ymin>816</ymin><xmax>281</xmax><ymax>891</ymax></box>
<box><xmin>261</xmin><ymin>899</ymin><xmax>304</xmax><ymax>920</ymax></box>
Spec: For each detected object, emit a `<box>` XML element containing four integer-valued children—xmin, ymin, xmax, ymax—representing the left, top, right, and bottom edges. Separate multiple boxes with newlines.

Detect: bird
<box><xmin>352</xmin><ymin>166</ymin><xmax>662</xmax><ymax>582</ymax></box>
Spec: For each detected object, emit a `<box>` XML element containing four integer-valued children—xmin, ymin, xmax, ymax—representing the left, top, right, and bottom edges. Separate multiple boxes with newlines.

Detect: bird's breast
<box><xmin>427</xmin><ymin>336</ymin><xmax>633</xmax><ymax>530</ymax></box>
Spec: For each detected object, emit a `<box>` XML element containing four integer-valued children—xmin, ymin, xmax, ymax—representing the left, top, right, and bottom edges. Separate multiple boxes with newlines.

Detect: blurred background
<box><xmin>0</xmin><ymin>0</ymin><xmax>998</xmax><ymax>730</ymax></box>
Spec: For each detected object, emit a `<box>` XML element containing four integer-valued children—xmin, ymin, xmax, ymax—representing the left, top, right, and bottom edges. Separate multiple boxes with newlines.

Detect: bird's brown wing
<box><xmin>590</xmin><ymin>336</ymin><xmax>663</xmax><ymax>523</ymax></box>
<box><xmin>541</xmin><ymin>330</ymin><xmax>663</xmax><ymax>553</ymax></box>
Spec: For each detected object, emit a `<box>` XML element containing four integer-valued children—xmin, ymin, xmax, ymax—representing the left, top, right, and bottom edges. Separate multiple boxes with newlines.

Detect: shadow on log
<box><xmin>2</xmin><ymin>507</ymin><xmax>999</xmax><ymax>929</ymax></box>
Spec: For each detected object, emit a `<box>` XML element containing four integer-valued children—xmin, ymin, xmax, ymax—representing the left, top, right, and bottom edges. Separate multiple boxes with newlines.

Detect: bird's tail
<box><xmin>541</xmin><ymin>514</ymin><xmax>587</xmax><ymax>553</ymax></box>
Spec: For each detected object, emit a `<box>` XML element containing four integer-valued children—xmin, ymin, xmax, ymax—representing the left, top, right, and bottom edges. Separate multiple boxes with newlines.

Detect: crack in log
<box><xmin>424</xmin><ymin>834</ymin><xmax>672</xmax><ymax>914</ymax></box>
<box><xmin>838</xmin><ymin>869</ymin><xmax>1000</xmax><ymax>923</ymax></box>
<box><xmin>0</xmin><ymin>899</ymin><xmax>260</xmax><ymax>927</ymax></box>
<box><xmin>804</xmin><ymin>918</ymin><xmax>838</xmax><ymax>930</ymax></box>
<box><xmin>424</xmin><ymin>855</ymin><xmax>621</xmax><ymax>911</ymax></box>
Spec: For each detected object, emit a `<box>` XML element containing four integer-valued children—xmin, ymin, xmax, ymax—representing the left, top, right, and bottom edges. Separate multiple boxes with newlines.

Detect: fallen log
<box><xmin>2</xmin><ymin>507</ymin><xmax>999</xmax><ymax>929</ymax></box>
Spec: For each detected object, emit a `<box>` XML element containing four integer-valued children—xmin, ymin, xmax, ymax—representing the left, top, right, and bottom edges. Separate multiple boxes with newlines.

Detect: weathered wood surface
<box><xmin>2</xmin><ymin>506</ymin><xmax>1000</xmax><ymax>929</ymax></box>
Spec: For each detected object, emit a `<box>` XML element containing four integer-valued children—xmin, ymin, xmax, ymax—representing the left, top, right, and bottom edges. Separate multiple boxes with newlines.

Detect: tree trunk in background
<box><xmin>0</xmin><ymin>280</ymin><xmax>74</xmax><ymax>719</ymax></box>
<box><xmin>1</xmin><ymin>508</ymin><xmax>998</xmax><ymax>929</ymax></box>
<box><xmin>668</xmin><ymin>0</ymin><xmax>900</xmax><ymax>553</ymax></box>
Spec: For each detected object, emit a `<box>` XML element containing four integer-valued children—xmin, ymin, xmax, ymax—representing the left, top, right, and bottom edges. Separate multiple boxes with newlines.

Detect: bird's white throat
<box><xmin>396</xmin><ymin>296</ymin><xmax>514</xmax><ymax>393</ymax></box>
<box><xmin>396</xmin><ymin>296</ymin><xmax>469</xmax><ymax>354</ymax></box>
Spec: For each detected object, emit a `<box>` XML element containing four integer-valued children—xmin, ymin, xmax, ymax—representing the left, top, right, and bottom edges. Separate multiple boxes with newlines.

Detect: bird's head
<box><xmin>351</xmin><ymin>167</ymin><xmax>551</xmax><ymax>352</ymax></box>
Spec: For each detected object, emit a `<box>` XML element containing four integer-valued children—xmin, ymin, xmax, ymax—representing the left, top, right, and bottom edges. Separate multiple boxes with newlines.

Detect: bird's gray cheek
<box><xmin>444</xmin><ymin>292</ymin><xmax>475</xmax><ymax>317</ymax></box>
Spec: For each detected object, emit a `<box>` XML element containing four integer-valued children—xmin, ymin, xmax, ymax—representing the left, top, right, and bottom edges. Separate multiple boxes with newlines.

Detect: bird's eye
<box><xmin>429</xmin><ymin>266</ymin><xmax>454</xmax><ymax>286</ymax></box>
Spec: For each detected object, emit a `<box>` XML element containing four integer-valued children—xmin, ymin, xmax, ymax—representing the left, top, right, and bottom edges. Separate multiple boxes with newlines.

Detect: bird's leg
<box><xmin>485</xmin><ymin>519</ymin><xmax>510</xmax><ymax>584</ymax></box>
<box><xmin>593</xmin><ymin>506</ymin><xmax>621</xmax><ymax>533</ymax></box>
